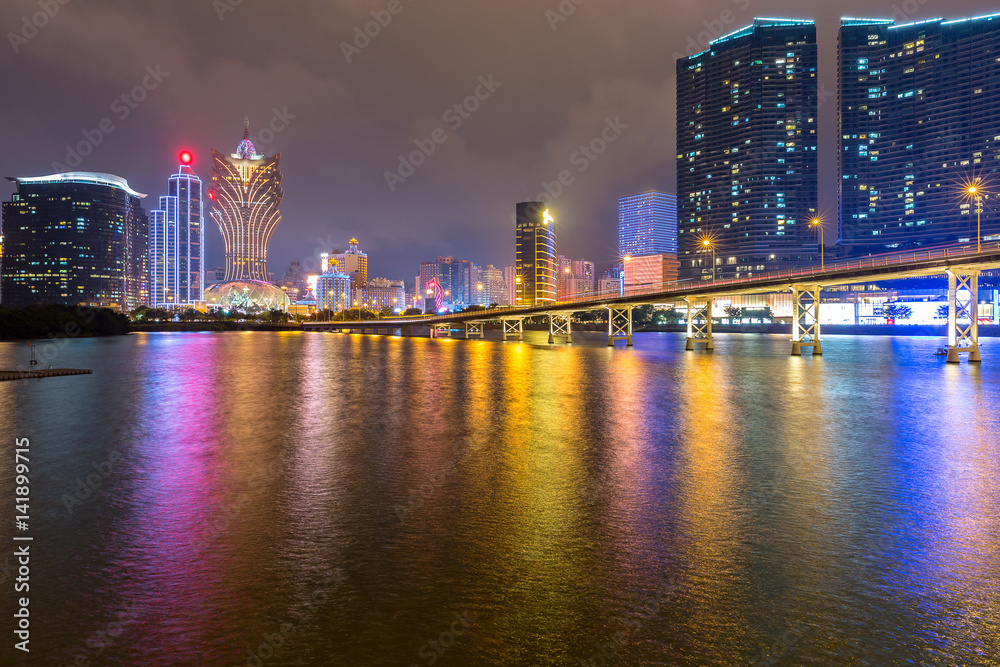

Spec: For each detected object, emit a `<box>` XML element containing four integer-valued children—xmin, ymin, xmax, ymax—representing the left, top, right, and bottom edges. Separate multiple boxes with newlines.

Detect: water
<box><xmin>1</xmin><ymin>331</ymin><xmax>998</xmax><ymax>666</ymax></box>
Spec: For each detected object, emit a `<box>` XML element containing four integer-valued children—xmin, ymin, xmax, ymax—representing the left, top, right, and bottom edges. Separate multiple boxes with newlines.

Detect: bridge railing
<box><xmin>604</xmin><ymin>239</ymin><xmax>1000</xmax><ymax>303</ymax></box>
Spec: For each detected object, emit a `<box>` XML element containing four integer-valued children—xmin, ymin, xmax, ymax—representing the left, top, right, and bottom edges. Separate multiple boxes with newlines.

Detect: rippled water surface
<box><xmin>1</xmin><ymin>331</ymin><xmax>998</xmax><ymax>666</ymax></box>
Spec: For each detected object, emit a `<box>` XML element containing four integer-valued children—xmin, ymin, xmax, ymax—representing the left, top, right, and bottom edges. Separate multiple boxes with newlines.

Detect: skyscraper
<box><xmin>618</xmin><ymin>191</ymin><xmax>678</xmax><ymax>257</ymax></box>
<box><xmin>210</xmin><ymin>117</ymin><xmax>283</xmax><ymax>282</ymax></box>
<box><xmin>839</xmin><ymin>15</ymin><xmax>1000</xmax><ymax>252</ymax></box>
<box><xmin>676</xmin><ymin>18</ymin><xmax>818</xmax><ymax>280</ymax></box>
<box><xmin>481</xmin><ymin>264</ymin><xmax>508</xmax><ymax>306</ymax></box>
<box><xmin>515</xmin><ymin>201</ymin><xmax>557</xmax><ymax>305</ymax></box>
<box><xmin>150</xmin><ymin>153</ymin><xmax>205</xmax><ymax>308</ymax></box>
<box><xmin>418</xmin><ymin>256</ymin><xmax>477</xmax><ymax>306</ymax></box>
<box><xmin>330</xmin><ymin>239</ymin><xmax>368</xmax><ymax>286</ymax></box>
<box><xmin>1</xmin><ymin>172</ymin><xmax>148</xmax><ymax>309</ymax></box>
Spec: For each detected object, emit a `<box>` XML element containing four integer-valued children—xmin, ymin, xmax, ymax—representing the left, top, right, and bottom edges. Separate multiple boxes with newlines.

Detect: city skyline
<box><xmin>4</xmin><ymin>2</ymin><xmax>999</xmax><ymax>281</ymax></box>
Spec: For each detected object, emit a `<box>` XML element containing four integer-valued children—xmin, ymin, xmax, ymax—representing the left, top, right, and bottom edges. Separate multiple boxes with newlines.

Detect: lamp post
<box><xmin>702</xmin><ymin>239</ymin><xmax>716</xmax><ymax>281</ymax></box>
<box><xmin>810</xmin><ymin>217</ymin><xmax>824</xmax><ymax>269</ymax></box>
<box><xmin>968</xmin><ymin>184</ymin><xmax>982</xmax><ymax>253</ymax></box>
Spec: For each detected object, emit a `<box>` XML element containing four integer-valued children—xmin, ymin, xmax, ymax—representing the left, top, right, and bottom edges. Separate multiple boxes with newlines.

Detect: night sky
<box><xmin>2</xmin><ymin>0</ymin><xmax>996</xmax><ymax>280</ymax></box>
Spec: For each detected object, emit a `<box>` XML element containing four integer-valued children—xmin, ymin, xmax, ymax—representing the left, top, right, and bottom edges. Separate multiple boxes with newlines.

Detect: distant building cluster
<box><xmin>4</xmin><ymin>13</ymin><xmax>1000</xmax><ymax>310</ymax></box>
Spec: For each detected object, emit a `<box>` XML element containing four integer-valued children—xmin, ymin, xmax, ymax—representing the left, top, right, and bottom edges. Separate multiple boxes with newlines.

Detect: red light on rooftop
<box><xmin>179</xmin><ymin>150</ymin><xmax>193</xmax><ymax>165</ymax></box>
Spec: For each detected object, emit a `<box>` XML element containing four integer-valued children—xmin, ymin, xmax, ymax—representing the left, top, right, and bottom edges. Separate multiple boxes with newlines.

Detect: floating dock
<box><xmin>0</xmin><ymin>368</ymin><xmax>92</xmax><ymax>382</ymax></box>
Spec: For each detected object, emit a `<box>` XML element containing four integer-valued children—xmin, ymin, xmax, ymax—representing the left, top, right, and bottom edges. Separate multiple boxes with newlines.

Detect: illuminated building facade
<box><xmin>598</xmin><ymin>267</ymin><xmax>624</xmax><ymax>298</ymax></box>
<box><xmin>557</xmin><ymin>256</ymin><xmax>595</xmax><ymax>300</ymax></box>
<box><xmin>204</xmin><ymin>280</ymin><xmax>289</xmax><ymax>313</ymax></box>
<box><xmin>330</xmin><ymin>239</ymin><xmax>368</xmax><ymax>285</ymax></box>
<box><xmin>676</xmin><ymin>19</ymin><xmax>818</xmax><ymax>280</ymax></box>
<box><xmin>618</xmin><ymin>191</ymin><xmax>678</xmax><ymax>257</ymax></box>
<box><xmin>504</xmin><ymin>264</ymin><xmax>518</xmax><ymax>305</ymax></box>
<box><xmin>359</xmin><ymin>278</ymin><xmax>405</xmax><ymax>312</ymax></box>
<box><xmin>316</xmin><ymin>263</ymin><xmax>352</xmax><ymax>314</ymax></box>
<box><xmin>1</xmin><ymin>172</ymin><xmax>148</xmax><ymax>309</ymax></box>
<box><xmin>418</xmin><ymin>256</ymin><xmax>477</xmax><ymax>306</ymax></box>
<box><xmin>623</xmin><ymin>254</ymin><xmax>680</xmax><ymax>294</ymax></box>
<box><xmin>515</xmin><ymin>201</ymin><xmax>557</xmax><ymax>305</ymax></box>
<box><xmin>150</xmin><ymin>155</ymin><xmax>204</xmax><ymax>308</ymax></box>
<box><xmin>839</xmin><ymin>15</ymin><xmax>1000</xmax><ymax>252</ymax></box>
<box><xmin>482</xmin><ymin>264</ymin><xmax>508</xmax><ymax>306</ymax></box>
<box><xmin>210</xmin><ymin>118</ymin><xmax>283</xmax><ymax>282</ymax></box>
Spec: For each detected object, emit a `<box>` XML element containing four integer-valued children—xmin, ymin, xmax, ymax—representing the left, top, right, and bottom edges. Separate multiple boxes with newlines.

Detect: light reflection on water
<box><xmin>1</xmin><ymin>331</ymin><xmax>998</xmax><ymax>666</ymax></box>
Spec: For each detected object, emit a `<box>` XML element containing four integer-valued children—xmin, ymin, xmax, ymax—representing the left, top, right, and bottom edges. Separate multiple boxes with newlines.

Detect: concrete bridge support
<box><xmin>502</xmin><ymin>318</ymin><xmax>524</xmax><ymax>342</ymax></box>
<box><xmin>465</xmin><ymin>321</ymin><xmax>485</xmax><ymax>340</ymax></box>
<box><xmin>548</xmin><ymin>313</ymin><xmax>572</xmax><ymax>344</ymax></box>
<box><xmin>607</xmin><ymin>306</ymin><xmax>633</xmax><ymax>347</ymax></box>
<box><xmin>685</xmin><ymin>298</ymin><xmax>713</xmax><ymax>351</ymax></box>
<box><xmin>946</xmin><ymin>269</ymin><xmax>981</xmax><ymax>363</ymax></box>
<box><xmin>430</xmin><ymin>323</ymin><xmax>451</xmax><ymax>339</ymax></box>
<box><xmin>791</xmin><ymin>286</ymin><xmax>822</xmax><ymax>356</ymax></box>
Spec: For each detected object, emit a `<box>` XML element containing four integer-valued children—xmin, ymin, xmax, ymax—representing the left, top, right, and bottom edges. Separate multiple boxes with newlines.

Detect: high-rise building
<box><xmin>597</xmin><ymin>266</ymin><xmax>624</xmax><ymax>298</ymax></box>
<box><xmin>676</xmin><ymin>18</ymin><xmax>819</xmax><ymax>280</ymax></box>
<box><xmin>481</xmin><ymin>264</ymin><xmax>508</xmax><ymax>306</ymax></box>
<box><xmin>618</xmin><ymin>191</ymin><xmax>678</xmax><ymax>257</ymax></box>
<box><xmin>515</xmin><ymin>201</ymin><xmax>557</xmax><ymax>305</ymax></box>
<box><xmin>330</xmin><ymin>238</ymin><xmax>368</xmax><ymax>286</ymax></box>
<box><xmin>504</xmin><ymin>264</ymin><xmax>518</xmax><ymax>306</ymax></box>
<box><xmin>418</xmin><ymin>256</ymin><xmax>477</xmax><ymax>306</ymax></box>
<box><xmin>282</xmin><ymin>259</ymin><xmax>308</xmax><ymax>293</ymax></box>
<box><xmin>555</xmin><ymin>256</ymin><xmax>596</xmax><ymax>300</ymax></box>
<box><xmin>316</xmin><ymin>263</ymin><xmax>352</xmax><ymax>314</ymax></box>
<box><xmin>1</xmin><ymin>172</ymin><xmax>148</xmax><ymax>309</ymax></box>
<box><xmin>150</xmin><ymin>155</ymin><xmax>205</xmax><ymax>308</ymax></box>
<box><xmin>839</xmin><ymin>15</ymin><xmax>1000</xmax><ymax>252</ymax></box>
<box><xmin>209</xmin><ymin>117</ymin><xmax>283</xmax><ymax>282</ymax></box>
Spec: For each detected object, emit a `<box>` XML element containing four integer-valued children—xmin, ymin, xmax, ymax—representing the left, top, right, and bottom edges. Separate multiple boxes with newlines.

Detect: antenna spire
<box><xmin>243</xmin><ymin>115</ymin><xmax>250</xmax><ymax>139</ymax></box>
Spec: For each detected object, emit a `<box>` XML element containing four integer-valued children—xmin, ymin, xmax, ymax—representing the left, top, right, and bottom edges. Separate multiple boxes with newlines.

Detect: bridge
<box><xmin>303</xmin><ymin>241</ymin><xmax>1000</xmax><ymax>363</ymax></box>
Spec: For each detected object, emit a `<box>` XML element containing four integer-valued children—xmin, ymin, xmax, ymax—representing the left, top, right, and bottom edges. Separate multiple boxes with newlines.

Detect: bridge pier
<box><xmin>548</xmin><ymin>313</ymin><xmax>571</xmax><ymax>344</ymax></box>
<box><xmin>465</xmin><ymin>321</ymin><xmax>485</xmax><ymax>340</ymax></box>
<box><xmin>430</xmin><ymin>323</ymin><xmax>451</xmax><ymax>339</ymax></box>
<box><xmin>607</xmin><ymin>306</ymin><xmax>633</xmax><ymax>347</ymax></box>
<box><xmin>502</xmin><ymin>317</ymin><xmax>523</xmax><ymax>342</ymax></box>
<box><xmin>685</xmin><ymin>298</ymin><xmax>713</xmax><ymax>350</ymax></box>
<box><xmin>946</xmin><ymin>269</ymin><xmax>981</xmax><ymax>363</ymax></box>
<box><xmin>791</xmin><ymin>286</ymin><xmax>822</xmax><ymax>356</ymax></box>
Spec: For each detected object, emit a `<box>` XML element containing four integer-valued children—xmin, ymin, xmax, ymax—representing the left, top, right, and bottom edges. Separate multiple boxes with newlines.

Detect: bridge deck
<box><xmin>304</xmin><ymin>242</ymin><xmax>1000</xmax><ymax>329</ymax></box>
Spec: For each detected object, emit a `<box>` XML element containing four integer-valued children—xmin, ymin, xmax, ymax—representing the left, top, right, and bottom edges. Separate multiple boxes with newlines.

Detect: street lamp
<box><xmin>810</xmin><ymin>217</ymin><xmax>824</xmax><ymax>269</ymax></box>
<box><xmin>968</xmin><ymin>183</ymin><xmax>983</xmax><ymax>253</ymax></box>
<box><xmin>702</xmin><ymin>239</ymin><xmax>716</xmax><ymax>281</ymax></box>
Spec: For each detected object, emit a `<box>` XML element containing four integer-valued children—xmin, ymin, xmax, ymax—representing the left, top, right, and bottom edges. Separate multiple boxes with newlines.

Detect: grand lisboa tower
<box><xmin>204</xmin><ymin>117</ymin><xmax>289</xmax><ymax>312</ymax></box>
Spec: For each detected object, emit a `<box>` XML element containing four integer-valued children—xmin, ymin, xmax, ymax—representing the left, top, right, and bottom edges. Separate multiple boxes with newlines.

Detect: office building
<box><xmin>515</xmin><ymin>201</ymin><xmax>557</xmax><ymax>305</ymax></box>
<box><xmin>418</xmin><ymin>256</ymin><xmax>477</xmax><ymax>306</ymax></box>
<box><xmin>481</xmin><ymin>264</ymin><xmax>508</xmax><ymax>306</ymax></box>
<box><xmin>597</xmin><ymin>266</ymin><xmax>624</xmax><ymax>298</ymax></box>
<box><xmin>676</xmin><ymin>18</ymin><xmax>819</xmax><ymax>280</ymax></box>
<box><xmin>623</xmin><ymin>254</ymin><xmax>681</xmax><ymax>294</ymax></box>
<box><xmin>1</xmin><ymin>172</ymin><xmax>148</xmax><ymax>309</ymax></box>
<box><xmin>359</xmin><ymin>278</ymin><xmax>406</xmax><ymax>312</ymax></box>
<box><xmin>329</xmin><ymin>238</ymin><xmax>368</xmax><ymax>286</ymax></box>
<box><xmin>209</xmin><ymin>117</ymin><xmax>283</xmax><ymax>282</ymax></box>
<box><xmin>316</xmin><ymin>262</ymin><xmax>352</xmax><ymax>314</ymax></box>
<box><xmin>504</xmin><ymin>264</ymin><xmax>518</xmax><ymax>306</ymax></box>
<box><xmin>839</xmin><ymin>15</ymin><xmax>1000</xmax><ymax>252</ymax></box>
<box><xmin>618</xmin><ymin>191</ymin><xmax>678</xmax><ymax>257</ymax></box>
<box><xmin>150</xmin><ymin>154</ymin><xmax>205</xmax><ymax>308</ymax></box>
